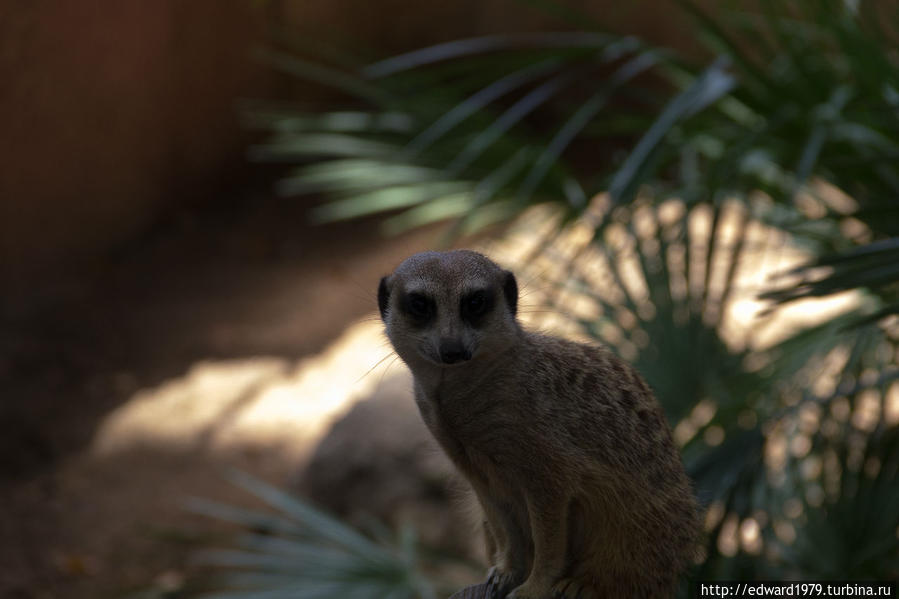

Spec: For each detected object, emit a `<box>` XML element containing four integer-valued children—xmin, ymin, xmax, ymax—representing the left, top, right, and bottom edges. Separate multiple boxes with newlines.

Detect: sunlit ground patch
<box><xmin>91</xmin><ymin>319</ymin><xmax>408</xmax><ymax>461</ymax></box>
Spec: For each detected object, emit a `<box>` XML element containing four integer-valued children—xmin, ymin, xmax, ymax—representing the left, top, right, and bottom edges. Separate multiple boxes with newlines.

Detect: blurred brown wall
<box><xmin>0</xmin><ymin>0</ymin><xmax>693</xmax><ymax>313</ymax></box>
<box><xmin>285</xmin><ymin>0</ymin><xmax>695</xmax><ymax>56</ymax></box>
<box><xmin>0</xmin><ymin>1</ymin><xmax>268</xmax><ymax>310</ymax></box>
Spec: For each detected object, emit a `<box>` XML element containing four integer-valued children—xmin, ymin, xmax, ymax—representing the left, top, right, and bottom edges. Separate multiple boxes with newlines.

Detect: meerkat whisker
<box><xmin>354</xmin><ymin>351</ymin><xmax>399</xmax><ymax>385</ymax></box>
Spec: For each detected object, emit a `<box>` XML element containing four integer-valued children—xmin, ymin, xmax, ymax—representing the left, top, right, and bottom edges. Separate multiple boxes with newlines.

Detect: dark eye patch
<box><xmin>401</xmin><ymin>292</ymin><xmax>435</xmax><ymax>326</ymax></box>
<box><xmin>461</xmin><ymin>289</ymin><xmax>493</xmax><ymax>327</ymax></box>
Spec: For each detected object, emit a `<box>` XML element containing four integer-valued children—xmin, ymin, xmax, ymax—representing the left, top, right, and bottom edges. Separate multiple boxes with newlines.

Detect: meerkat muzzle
<box><xmin>438</xmin><ymin>338</ymin><xmax>471</xmax><ymax>364</ymax></box>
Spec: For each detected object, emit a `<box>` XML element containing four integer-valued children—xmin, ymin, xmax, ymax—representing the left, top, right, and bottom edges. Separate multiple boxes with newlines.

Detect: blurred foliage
<box><xmin>195</xmin><ymin>0</ymin><xmax>899</xmax><ymax>595</ymax></box>
<box><xmin>187</xmin><ymin>470</ymin><xmax>469</xmax><ymax>599</ymax></box>
<box><xmin>553</xmin><ymin>196</ymin><xmax>899</xmax><ymax>583</ymax></box>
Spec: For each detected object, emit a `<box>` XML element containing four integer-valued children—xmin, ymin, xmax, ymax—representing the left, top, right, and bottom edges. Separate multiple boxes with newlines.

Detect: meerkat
<box><xmin>378</xmin><ymin>250</ymin><xmax>700</xmax><ymax>599</ymax></box>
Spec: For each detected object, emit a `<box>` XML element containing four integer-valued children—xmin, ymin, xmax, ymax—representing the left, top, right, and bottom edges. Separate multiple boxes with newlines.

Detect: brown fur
<box><xmin>378</xmin><ymin>250</ymin><xmax>700</xmax><ymax>599</ymax></box>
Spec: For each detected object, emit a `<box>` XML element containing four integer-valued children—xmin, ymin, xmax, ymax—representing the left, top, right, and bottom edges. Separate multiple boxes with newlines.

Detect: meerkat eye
<box><xmin>402</xmin><ymin>293</ymin><xmax>434</xmax><ymax>323</ymax></box>
<box><xmin>467</xmin><ymin>291</ymin><xmax>486</xmax><ymax>314</ymax></box>
<box><xmin>461</xmin><ymin>289</ymin><xmax>492</xmax><ymax>325</ymax></box>
<box><xmin>409</xmin><ymin>296</ymin><xmax>428</xmax><ymax>315</ymax></box>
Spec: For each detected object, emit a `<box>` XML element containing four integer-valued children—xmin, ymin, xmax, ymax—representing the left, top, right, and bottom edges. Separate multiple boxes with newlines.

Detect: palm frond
<box><xmin>233</xmin><ymin>0</ymin><xmax>899</xmax><ymax>588</ymax></box>
<box><xmin>187</xmin><ymin>470</ymin><xmax>442</xmax><ymax>599</ymax></box>
<box><xmin>523</xmin><ymin>191</ymin><xmax>898</xmax><ymax>579</ymax></box>
<box><xmin>762</xmin><ymin>237</ymin><xmax>899</xmax><ymax>323</ymax></box>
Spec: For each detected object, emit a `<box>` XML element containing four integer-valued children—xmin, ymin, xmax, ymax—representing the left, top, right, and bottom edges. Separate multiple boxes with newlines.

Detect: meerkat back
<box><xmin>378</xmin><ymin>250</ymin><xmax>700</xmax><ymax>599</ymax></box>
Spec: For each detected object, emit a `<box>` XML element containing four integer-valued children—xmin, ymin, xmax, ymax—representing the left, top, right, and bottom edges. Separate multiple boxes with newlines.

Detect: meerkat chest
<box><xmin>414</xmin><ymin>375</ymin><xmax>527</xmax><ymax>476</ymax></box>
<box><xmin>413</xmin><ymin>384</ymin><xmax>473</xmax><ymax>455</ymax></box>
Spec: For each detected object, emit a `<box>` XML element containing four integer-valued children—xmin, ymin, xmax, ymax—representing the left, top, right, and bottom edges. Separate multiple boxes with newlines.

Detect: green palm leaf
<box><xmin>187</xmin><ymin>471</ymin><xmax>443</xmax><ymax>599</ymax></box>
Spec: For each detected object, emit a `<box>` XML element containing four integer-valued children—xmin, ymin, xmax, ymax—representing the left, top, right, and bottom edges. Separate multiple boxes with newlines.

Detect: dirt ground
<box><xmin>0</xmin><ymin>195</ymin><xmax>456</xmax><ymax>599</ymax></box>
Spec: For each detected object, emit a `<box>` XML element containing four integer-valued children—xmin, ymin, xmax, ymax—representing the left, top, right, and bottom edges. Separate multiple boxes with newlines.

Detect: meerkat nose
<box><xmin>438</xmin><ymin>339</ymin><xmax>471</xmax><ymax>364</ymax></box>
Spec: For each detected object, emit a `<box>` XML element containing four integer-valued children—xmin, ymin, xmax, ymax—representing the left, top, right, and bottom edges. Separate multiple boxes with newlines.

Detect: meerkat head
<box><xmin>378</xmin><ymin>250</ymin><xmax>520</xmax><ymax>370</ymax></box>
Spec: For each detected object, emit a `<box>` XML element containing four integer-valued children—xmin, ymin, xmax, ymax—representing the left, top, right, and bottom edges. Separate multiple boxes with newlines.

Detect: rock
<box><xmin>299</xmin><ymin>369</ymin><xmax>475</xmax><ymax>557</ymax></box>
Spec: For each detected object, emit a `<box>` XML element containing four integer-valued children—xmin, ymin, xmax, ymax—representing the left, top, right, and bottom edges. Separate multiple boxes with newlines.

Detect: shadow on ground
<box><xmin>0</xmin><ymin>195</ymin><xmax>451</xmax><ymax>598</ymax></box>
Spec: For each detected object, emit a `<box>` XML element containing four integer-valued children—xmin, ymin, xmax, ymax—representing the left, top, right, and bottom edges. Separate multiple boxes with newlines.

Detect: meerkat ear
<box><xmin>502</xmin><ymin>270</ymin><xmax>518</xmax><ymax>316</ymax></box>
<box><xmin>377</xmin><ymin>276</ymin><xmax>391</xmax><ymax>319</ymax></box>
